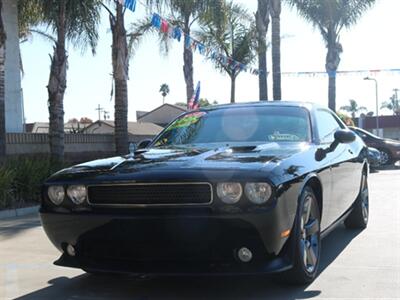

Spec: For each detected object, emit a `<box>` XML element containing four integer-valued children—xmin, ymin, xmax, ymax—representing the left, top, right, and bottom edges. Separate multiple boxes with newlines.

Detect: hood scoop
<box><xmin>229</xmin><ymin>146</ymin><xmax>258</xmax><ymax>153</ymax></box>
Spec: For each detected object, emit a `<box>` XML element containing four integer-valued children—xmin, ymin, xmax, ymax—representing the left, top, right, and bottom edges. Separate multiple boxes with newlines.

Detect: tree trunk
<box><xmin>0</xmin><ymin>0</ymin><xmax>6</xmax><ymax>160</ymax></box>
<box><xmin>328</xmin><ymin>75</ymin><xmax>336</xmax><ymax>111</ymax></box>
<box><xmin>230</xmin><ymin>75</ymin><xmax>236</xmax><ymax>103</ymax></box>
<box><xmin>270</xmin><ymin>0</ymin><xmax>281</xmax><ymax>101</ymax></box>
<box><xmin>47</xmin><ymin>0</ymin><xmax>67</xmax><ymax>164</ymax></box>
<box><xmin>183</xmin><ymin>17</ymin><xmax>194</xmax><ymax>104</ymax></box>
<box><xmin>111</xmin><ymin>4</ymin><xmax>129</xmax><ymax>155</ymax></box>
<box><xmin>325</xmin><ymin>31</ymin><xmax>342</xmax><ymax>112</ymax></box>
<box><xmin>256</xmin><ymin>0</ymin><xmax>269</xmax><ymax>101</ymax></box>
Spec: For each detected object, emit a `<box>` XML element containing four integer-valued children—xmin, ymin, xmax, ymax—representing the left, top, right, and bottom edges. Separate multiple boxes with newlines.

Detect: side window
<box><xmin>356</xmin><ymin>130</ymin><xmax>367</xmax><ymax>139</ymax></box>
<box><xmin>315</xmin><ymin>110</ymin><xmax>342</xmax><ymax>143</ymax></box>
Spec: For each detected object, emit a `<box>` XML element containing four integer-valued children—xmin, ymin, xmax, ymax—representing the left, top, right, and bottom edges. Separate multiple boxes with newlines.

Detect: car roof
<box><xmin>199</xmin><ymin>101</ymin><xmax>325</xmax><ymax>112</ymax></box>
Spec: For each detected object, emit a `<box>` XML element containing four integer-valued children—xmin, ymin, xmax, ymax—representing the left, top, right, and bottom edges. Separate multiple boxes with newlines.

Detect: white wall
<box><xmin>3</xmin><ymin>0</ymin><xmax>23</xmax><ymax>133</ymax></box>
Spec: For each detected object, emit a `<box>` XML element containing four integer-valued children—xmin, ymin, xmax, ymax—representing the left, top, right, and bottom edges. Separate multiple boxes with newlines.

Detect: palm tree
<box><xmin>0</xmin><ymin>0</ymin><xmax>6</xmax><ymax>160</ymax></box>
<box><xmin>101</xmin><ymin>2</ymin><xmax>152</xmax><ymax>155</ymax></box>
<box><xmin>381</xmin><ymin>94</ymin><xmax>400</xmax><ymax>116</ymax></box>
<box><xmin>103</xmin><ymin>2</ymin><xmax>129</xmax><ymax>155</ymax></box>
<box><xmin>270</xmin><ymin>0</ymin><xmax>281</xmax><ymax>100</ymax></box>
<box><xmin>255</xmin><ymin>0</ymin><xmax>270</xmax><ymax>101</ymax></box>
<box><xmin>159</xmin><ymin>83</ymin><xmax>170</xmax><ymax>103</ymax></box>
<box><xmin>340</xmin><ymin>99</ymin><xmax>366</xmax><ymax>119</ymax></box>
<box><xmin>288</xmin><ymin>0</ymin><xmax>375</xmax><ymax>111</ymax></box>
<box><xmin>22</xmin><ymin>0</ymin><xmax>101</xmax><ymax>163</ymax></box>
<box><xmin>197</xmin><ymin>1</ymin><xmax>256</xmax><ymax>103</ymax></box>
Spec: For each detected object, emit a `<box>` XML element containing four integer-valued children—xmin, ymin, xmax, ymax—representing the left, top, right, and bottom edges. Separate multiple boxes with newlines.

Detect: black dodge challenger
<box><xmin>40</xmin><ymin>102</ymin><xmax>369</xmax><ymax>284</ymax></box>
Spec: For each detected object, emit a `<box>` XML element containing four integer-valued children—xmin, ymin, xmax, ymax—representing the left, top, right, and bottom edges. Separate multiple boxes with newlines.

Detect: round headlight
<box><xmin>67</xmin><ymin>185</ymin><xmax>87</xmax><ymax>205</ymax></box>
<box><xmin>217</xmin><ymin>182</ymin><xmax>242</xmax><ymax>204</ymax></box>
<box><xmin>245</xmin><ymin>183</ymin><xmax>272</xmax><ymax>205</ymax></box>
<box><xmin>47</xmin><ymin>186</ymin><xmax>65</xmax><ymax>205</ymax></box>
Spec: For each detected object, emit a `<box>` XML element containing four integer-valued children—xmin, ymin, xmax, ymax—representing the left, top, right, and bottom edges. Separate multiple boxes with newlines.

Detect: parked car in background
<box><xmin>349</xmin><ymin>126</ymin><xmax>400</xmax><ymax>165</ymax></box>
<box><xmin>40</xmin><ymin>102</ymin><xmax>369</xmax><ymax>285</ymax></box>
<box><xmin>367</xmin><ymin>147</ymin><xmax>382</xmax><ymax>170</ymax></box>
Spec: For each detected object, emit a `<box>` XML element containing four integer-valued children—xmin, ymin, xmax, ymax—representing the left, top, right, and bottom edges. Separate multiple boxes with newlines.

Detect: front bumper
<box><xmin>40</xmin><ymin>203</ymin><xmax>296</xmax><ymax>275</ymax></box>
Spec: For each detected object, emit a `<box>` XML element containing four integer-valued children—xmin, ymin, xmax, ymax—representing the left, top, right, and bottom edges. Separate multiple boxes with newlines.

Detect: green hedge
<box><xmin>0</xmin><ymin>157</ymin><xmax>65</xmax><ymax>209</ymax></box>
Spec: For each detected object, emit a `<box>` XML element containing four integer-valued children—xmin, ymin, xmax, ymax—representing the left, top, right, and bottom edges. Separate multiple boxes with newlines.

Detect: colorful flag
<box><xmin>161</xmin><ymin>19</ymin><xmax>169</xmax><ymax>33</ymax></box>
<box><xmin>151</xmin><ymin>13</ymin><xmax>161</xmax><ymax>28</ymax></box>
<box><xmin>118</xmin><ymin>0</ymin><xmax>136</xmax><ymax>12</ymax></box>
<box><xmin>188</xmin><ymin>81</ymin><xmax>201</xmax><ymax>110</ymax></box>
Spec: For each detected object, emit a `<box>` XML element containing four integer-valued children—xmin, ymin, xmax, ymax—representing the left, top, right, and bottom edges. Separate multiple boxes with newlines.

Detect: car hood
<box><xmin>48</xmin><ymin>142</ymin><xmax>316</xmax><ymax>184</ymax></box>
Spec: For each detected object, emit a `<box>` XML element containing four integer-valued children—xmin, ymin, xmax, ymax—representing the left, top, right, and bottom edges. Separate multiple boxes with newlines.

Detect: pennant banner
<box><xmin>281</xmin><ymin>69</ymin><xmax>400</xmax><ymax>78</ymax></box>
<box><xmin>150</xmin><ymin>13</ymin><xmax>260</xmax><ymax>76</ymax></box>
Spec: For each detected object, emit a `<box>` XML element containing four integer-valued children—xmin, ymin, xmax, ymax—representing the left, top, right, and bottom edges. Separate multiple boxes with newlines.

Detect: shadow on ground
<box><xmin>14</xmin><ymin>224</ymin><xmax>362</xmax><ymax>300</ymax></box>
<box><xmin>0</xmin><ymin>214</ymin><xmax>41</xmax><ymax>241</ymax></box>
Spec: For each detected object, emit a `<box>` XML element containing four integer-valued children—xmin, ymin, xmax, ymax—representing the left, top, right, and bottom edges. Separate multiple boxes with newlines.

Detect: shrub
<box><xmin>0</xmin><ymin>156</ymin><xmax>66</xmax><ymax>209</ymax></box>
<box><xmin>0</xmin><ymin>166</ymin><xmax>15</xmax><ymax>208</ymax></box>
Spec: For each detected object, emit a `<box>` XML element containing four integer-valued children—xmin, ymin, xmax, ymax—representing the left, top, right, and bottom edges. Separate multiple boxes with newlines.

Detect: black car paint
<box><xmin>40</xmin><ymin>102</ymin><xmax>368</xmax><ymax>275</ymax></box>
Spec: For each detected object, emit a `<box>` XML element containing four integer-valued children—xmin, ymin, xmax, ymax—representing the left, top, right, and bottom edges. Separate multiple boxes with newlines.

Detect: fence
<box><xmin>6</xmin><ymin>133</ymin><xmax>154</xmax><ymax>162</ymax></box>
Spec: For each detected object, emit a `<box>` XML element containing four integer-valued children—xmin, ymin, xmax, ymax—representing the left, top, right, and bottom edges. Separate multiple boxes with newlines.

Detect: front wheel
<box><xmin>284</xmin><ymin>186</ymin><xmax>321</xmax><ymax>285</ymax></box>
<box><xmin>344</xmin><ymin>173</ymin><xmax>369</xmax><ymax>229</ymax></box>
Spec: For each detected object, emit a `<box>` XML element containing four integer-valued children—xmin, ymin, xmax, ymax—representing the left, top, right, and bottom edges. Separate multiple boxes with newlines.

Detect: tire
<box><xmin>284</xmin><ymin>186</ymin><xmax>321</xmax><ymax>285</ymax></box>
<box><xmin>344</xmin><ymin>173</ymin><xmax>369</xmax><ymax>229</ymax></box>
<box><xmin>379</xmin><ymin>148</ymin><xmax>392</xmax><ymax>165</ymax></box>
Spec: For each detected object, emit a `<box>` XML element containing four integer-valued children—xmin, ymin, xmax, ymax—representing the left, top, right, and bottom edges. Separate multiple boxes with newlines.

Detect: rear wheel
<box><xmin>344</xmin><ymin>173</ymin><xmax>369</xmax><ymax>229</ymax></box>
<box><xmin>285</xmin><ymin>186</ymin><xmax>321</xmax><ymax>285</ymax></box>
<box><xmin>379</xmin><ymin>148</ymin><xmax>392</xmax><ymax>165</ymax></box>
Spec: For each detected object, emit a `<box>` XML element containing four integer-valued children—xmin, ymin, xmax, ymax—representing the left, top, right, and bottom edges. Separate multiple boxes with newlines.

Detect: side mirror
<box><xmin>137</xmin><ymin>139</ymin><xmax>152</xmax><ymax>149</ymax></box>
<box><xmin>334</xmin><ymin>129</ymin><xmax>356</xmax><ymax>144</ymax></box>
<box><xmin>315</xmin><ymin>129</ymin><xmax>356</xmax><ymax>161</ymax></box>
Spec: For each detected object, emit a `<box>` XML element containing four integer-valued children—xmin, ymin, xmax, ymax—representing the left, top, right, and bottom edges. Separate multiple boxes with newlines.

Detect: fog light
<box><xmin>66</xmin><ymin>244</ymin><xmax>76</xmax><ymax>256</ymax></box>
<box><xmin>237</xmin><ymin>247</ymin><xmax>252</xmax><ymax>263</ymax></box>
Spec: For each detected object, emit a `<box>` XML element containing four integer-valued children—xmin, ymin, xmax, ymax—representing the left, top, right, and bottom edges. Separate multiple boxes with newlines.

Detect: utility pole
<box><xmin>95</xmin><ymin>104</ymin><xmax>104</xmax><ymax>121</ymax></box>
<box><xmin>364</xmin><ymin>77</ymin><xmax>379</xmax><ymax>135</ymax></box>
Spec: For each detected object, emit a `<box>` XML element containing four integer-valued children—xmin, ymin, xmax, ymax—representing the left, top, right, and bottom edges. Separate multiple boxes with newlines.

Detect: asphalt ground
<box><xmin>1</xmin><ymin>168</ymin><xmax>399</xmax><ymax>300</ymax></box>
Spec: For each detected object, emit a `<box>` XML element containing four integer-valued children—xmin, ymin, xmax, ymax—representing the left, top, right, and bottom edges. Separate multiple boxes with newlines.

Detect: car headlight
<box><xmin>67</xmin><ymin>185</ymin><xmax>87</xmax><ymax>205</ymax></box>
<box><xmin>245</xmin><ymin>183</ymin><xmax>272</xmax><ymax>205</ymax></box>
<box><xmin>47</xmin><ymin>186</ymin><xmax>65</xmax><ymax>205</ymax></box>
<box><xmin>217</xmin><ymin>182</ymin><xmax>242</xmax><ymax>204</ymax></box>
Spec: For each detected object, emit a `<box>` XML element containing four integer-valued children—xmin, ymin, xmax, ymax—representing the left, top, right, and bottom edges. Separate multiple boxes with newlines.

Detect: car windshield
<box><xmin>352</xmin><ymin>127</ymin><xmax>381</xmax><ymax>139</ymax></box>
<box><xmin>152</xmin><ymin>106</ymin><xmax>311</xmax><ymax>148</ymax></box>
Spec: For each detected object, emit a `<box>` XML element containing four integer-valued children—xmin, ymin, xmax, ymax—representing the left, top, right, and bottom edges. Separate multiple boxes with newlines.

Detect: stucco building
<box><xmin>3</xmin><ymin>0</ymin><xmax>23</xmax><ymax>132</ymax></box>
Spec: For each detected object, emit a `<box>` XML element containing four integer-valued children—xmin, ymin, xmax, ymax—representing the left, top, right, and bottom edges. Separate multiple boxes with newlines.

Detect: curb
<box><xmin>0</xmin><ymin>206</ymin><xmax>39</xmax><ymax>220</ymax></box>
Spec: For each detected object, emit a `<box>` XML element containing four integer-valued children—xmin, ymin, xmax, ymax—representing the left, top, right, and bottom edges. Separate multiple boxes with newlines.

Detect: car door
<box><xmin>315</xmin><ymin>109</ymin><xmax>360</xmax><ymax>228</ymax></box>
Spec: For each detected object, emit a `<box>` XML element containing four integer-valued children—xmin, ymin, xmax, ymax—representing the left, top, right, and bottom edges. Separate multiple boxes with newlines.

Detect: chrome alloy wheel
<box><xmin>379</xmin><ymin>150</ymin><xmax>390</xmax><ymax>165</ymax></box>
<box><xmin>299</xmin><ymin>195</ymin><xmax>320</xmax><ymax>274</ymax></box>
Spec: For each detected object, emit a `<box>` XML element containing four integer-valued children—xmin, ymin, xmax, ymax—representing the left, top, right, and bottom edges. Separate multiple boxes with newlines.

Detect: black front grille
<box><xmin>88</xmin><ymin>183</ymin><xmax>212</xmax><ymax>206</ymax></box>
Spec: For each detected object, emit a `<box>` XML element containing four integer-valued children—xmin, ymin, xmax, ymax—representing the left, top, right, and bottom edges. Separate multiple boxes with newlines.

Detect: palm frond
<box><xmin>126</xmin><ymin>16</ymin><xmax>154</xmax><ymax>59</ymax></box>
<box><xmin>29</xmin><ymin>28</ymin><xmax>57</xmax><ymax>43</ymax></box>
<box><xmin>195</xmin><ymin>1</ymin><xmax>256</xmax><ymax>77</ymax></box>
<box><xmin>28</xmin><ymin>0</ymin><xmax>102</xmax><ymax>55</ymax></box>
<box><xmin>288</xmin><ymin>0</ymin><xmax>375</xmax><ymax>43</ymax></box>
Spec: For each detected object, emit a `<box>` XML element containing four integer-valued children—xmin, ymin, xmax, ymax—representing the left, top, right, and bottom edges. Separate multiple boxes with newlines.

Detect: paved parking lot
<box><xmin>1</xmin><ymin>168</ymin><xmax>399</xmax><ymax>300</ymax></box>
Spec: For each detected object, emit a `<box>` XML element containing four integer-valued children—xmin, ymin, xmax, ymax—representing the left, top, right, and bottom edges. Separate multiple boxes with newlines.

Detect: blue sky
<box><xmin>20</xmin><ymin>0</ymin><xmax>400</xmax><ymax>123</ymax></box>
